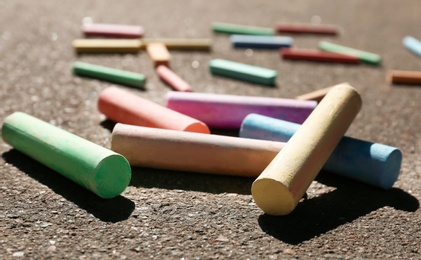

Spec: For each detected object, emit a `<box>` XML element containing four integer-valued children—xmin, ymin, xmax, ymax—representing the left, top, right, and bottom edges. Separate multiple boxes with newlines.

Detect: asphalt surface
<box><xmin>1</xmin><ymin>0</ymin><xmax>420</xmax><ymax>259</ymax></box>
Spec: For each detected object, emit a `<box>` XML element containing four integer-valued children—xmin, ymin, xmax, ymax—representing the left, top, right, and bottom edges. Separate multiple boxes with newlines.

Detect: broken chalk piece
<box><xmin>146</xmin><ymin>42</ymin><xmax>171</xmax><ymax>67</ymax></box>
<box><xmin>1</xmin><ymin>112</ymin><xmax>131</xmax><ymax>199</ymax></box>
<box><xmin>280</xmin><ymin>48</ymin><xmax>359</xmax><ymax>64</ymax></box>
<box><xmin>275</xmin><ymin>23</ymin><xmax>339</xmax><ymax>35</ymax></box>
<box><xmin>141</xmin><ymin>38</ymin><xmax>211</xmax><ymax>51</ymax></box>
<box><xmin>240</xmin><ymin>114</ymin><xmax>402</xmax><ymax>189</ymax></box>
<box><xmin>230</xmin><ymin>35</ymin><xmax>293</xmax><ymax>49</ymax></box>
<box><xmin>72</xmin><ymin>39</ymin><xmax>142</xmax><ymax>53</ymax></box>
<box><xmin>166</xmin><ymin>91</ymin><xmax>316</xmax><ymax>129</ymax></box>
<box><xmin>209</xmin><ymin>59</ymin><xmax>277</xmax><ymax>86</ymax></box>
<box><xmin>73</xmin><ymin>61</ymin><xmax>146</xmax><ymax>88</ymax></box>
<box><xmin>319</xmin><ymin>41</ymin><xmax>381</xmax><ymax>65</ymax></box>
<box><xmin>156</xmin><ymin>65</ymin><xmax>193</xmax><ymax>92</ymax></box>
<box><xmin>82</xmin><ymin>23</ymin><xmax>144</xmax><ymax>38</ymax></box>
<box><xmin>387</xmin><ymin>70</ymin><xmax>421</xmax><ymax>85</ymax></box>
<box><xmin>212</xmin><ymin>22</ymin><xmax>274</xmax><ymax>36</ymax></box>
<box><xmin>252</xmin><ymin>83</ymin><xmax>362</xmax><ymax>216</ymax></box>
<box><xmin>295</xmin><ymin>86</ymin><xmax>334</xmax><ymax>102</ymax></box>
<box><xmin>111</xmin><ymin>123</ymin><xmax>285</xmax><ymax>177</ymax></box>
<box><xmin>403</xmin><ymin>36</ymin><xmax>421</xmax><ymax>57</ymax></box>
<box><xmin>98</xmin><ymin>87</ymin><xmax>210</xmax><ymax>134</ymax></box>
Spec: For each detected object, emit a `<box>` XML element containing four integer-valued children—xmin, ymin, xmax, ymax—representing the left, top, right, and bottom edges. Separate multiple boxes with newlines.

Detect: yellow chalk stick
<box><xmin>72</xmin><ymin>39</ymin><xmax>142</xmax><ymax>53</ymax></box>
<box><xmin>252</xmin><ymin>83</ymin><xmax>362</xmax><ymax>216</ymax></box>
<box><xmin>142</xmin><ymin>38</ymin><xmax>212</xmax><ymax>51</ymax></box>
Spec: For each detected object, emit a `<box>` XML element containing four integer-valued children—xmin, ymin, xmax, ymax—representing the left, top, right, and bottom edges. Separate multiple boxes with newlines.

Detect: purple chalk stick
<box><xmin>166</xmin><ymin>91</ymin><xmax>316</xmax><ymax>129</ymax></box>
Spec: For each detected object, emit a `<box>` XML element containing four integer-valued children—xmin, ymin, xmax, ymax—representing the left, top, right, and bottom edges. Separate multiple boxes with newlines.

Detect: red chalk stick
<box><xmin>156</xmin><ymin>65</ymin><xmax>192</xmax><ymax>92</ymax></box>
<box><xmin>280</xmin><ymin>48</ymin><xmax>359</xmax><ymax>64</ymax></box>
<box><xmin>275</xmin><ymin>23</ymin><xmax>339</xmax><ymax>35</ymax></box>
<box><xmin>83</xmin><ymin>23</ymin><xmax>144</xmax><ymax>38</ymax></box>
<box><xmin>98</xmin><ymin>87</ymin><xmax>210</xmax><ymax>134</ymax></box>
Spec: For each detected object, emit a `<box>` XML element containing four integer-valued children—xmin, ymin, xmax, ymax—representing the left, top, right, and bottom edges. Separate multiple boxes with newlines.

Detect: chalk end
<box><xmin>252</xmin><ymin>178</ymin><xmax>295</xmax><ymax>216</ymax></box>
<box><xmin>93</xmin><ymin>154</ymin><xmax>132</xmax><ymax>199</ymax></box>
<box><xmin>184</xmin><ymin>122</ymin><xmax>211</xmax><ymax>134</ymax></box>
<box><xmin>377</xmin><ymin>147</ymin><xmax>403</xmax><ymax>189</ymax></box>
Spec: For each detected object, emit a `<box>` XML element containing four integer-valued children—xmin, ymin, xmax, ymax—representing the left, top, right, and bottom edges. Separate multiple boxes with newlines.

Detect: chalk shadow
<box><xmin>282</xmin><ymin>59</ymin><xmax>360</xmax><ymax>67</ymax></box>
<box><xmin>258</xmin><ymin>172</ymin><xmax>419</xmax><ymax>245</ymax></box>
<box><xmin>129</xmin><ymin>167</ymin><xmax>253</xmax><ymax>195</ymax></box>
<box><xmin>100</xmin><ymin>119</ymin><xmax>116</xmax><ymax>132</ymax></box>
<box><xmin>209</xmin><ymin>128</ymin><xmax>239</xmax><ymax>137</ymax></box>
<box><xmin>100</xmin><ymin>121</ymin><xmax>240</xmax><ymax>137</ymax></box>
<box><xmin>390</xmin><ymin>83</ymin><xmax>421</xmax><ymax>87</ymax></box>
<box><xmin>211</xmin><ymin>75</ymin><xmax>278</xmax><ymax>88</ymax></box>
<box><xmin>2</xmin><ymin>149</ymin><xmax>135</xmax><ymax>223</ymax></box>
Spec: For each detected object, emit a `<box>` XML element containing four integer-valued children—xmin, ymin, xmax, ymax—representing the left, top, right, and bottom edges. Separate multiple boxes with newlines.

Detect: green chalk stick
<box><xmin>73</xmin><ymin>61</ymin><xmax>146</xmax><ymax>88</ymax></box>
<box><xmin>2</xmin><ymin>112</ymin><xmax>131</xmax><ymax>199</ymax></box>
<box><xmin>319</xmin><ymin>41</ymin><xmax>381</xmax><ymax>65</ymax></box>
<box><xmin>209</xmin><ymin>59</ymin><xmax>277</xmax><ymax>86</ymax></box>
<box><xmin>212</xmin><ymin>22</ymin><xmax>274</xmax><ymax>36</ymax></box>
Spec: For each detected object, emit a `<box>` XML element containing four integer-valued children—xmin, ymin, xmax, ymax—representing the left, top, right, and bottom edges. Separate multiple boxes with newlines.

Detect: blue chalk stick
<box><xmin>230</xmin><ymin>35</ymin><xmax>293</xmax><ymax>49</ymax></box>
<box><xmin>240</xmin><ymin>114</ymin><xmax>402</xmax><ymax>189</ymax></box>
<box><xmin>403</xmin><ymin>36</ymin><xmax>421</xmax><ymax>57</ymax></box>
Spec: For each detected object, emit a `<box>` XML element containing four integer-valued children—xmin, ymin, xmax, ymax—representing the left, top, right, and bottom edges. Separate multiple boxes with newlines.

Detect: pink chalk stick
<box><xmin>98</xmin><ymin>87</ymin><xmax>210</xmax><ymax>134</ymax></box>
<box><xmin>166</xmin><ymin>92</ymin><xmax>317</xmax><ymax>129</ymax></box>
<box><xmin>83</xmin><ymin>23</ymin><xmax>144</xmax><ymax>38</ymax></box>
<box><xmin>156</xmin><ymin>65</ymin><xmax>192</xmax><ymax>92</ymax></box>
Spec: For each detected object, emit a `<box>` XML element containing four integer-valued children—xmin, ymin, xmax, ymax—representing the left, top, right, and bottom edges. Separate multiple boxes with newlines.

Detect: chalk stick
<box><xmin>98</xmin><ymin>87</ymin><xmax>210</xmax><ymax>134</ymax></box>
<box><xmin>295</xmin><ymin>86</ymin><xmax>334</xmax><ymax>102</ymax></box>
<box><xmin>1</xmin><ymin>112</ymin><xmax>131</xmax><ymax>199</ymax></box>
<box><xmin>240</xmin><ymin>114</ymin><xmax>402</xmax><ymax>189</ymax></box>
<box><xmin>212</xmin><ymin>22</ymin><xmax>274</xmax><ymax>36</ymax></box>
<box><xmin>252</xmin><ymin>83</ymin><xmax>362</xmax><ymax>215</ymax></box>
<box><xmin>82</xmin><ymin>23</ymin><xmax>144</xmax><ymax>38</ymax></box>
<box><xmin>146</xmin><ymin>42</ymin><xmax>171</xmax><ymax>67</ymax></box>
<box><xmin>72</xmin><ymin>39</ymin><xmax>142</xmax><ymax>53</ymax></box>
<box><xmin>166</xmin><ymin>91</ymin><xmax>316</xmax><ymax>129</ymax></box>
<box><xmin>142</xmin><ymin>38</ymin><xmax>211</xmax><ymax>51</ymax></box>
<box><xmin>156</xmin><ymin>65</ymin><xmax>193</xmax><ymax>92</ymax></box>
<box><xmin>319</xmin><ymin>41</ymin><xmax>381</xmax><ymax>65</ymax></box>
<box><xmin>280</xmin><ymin>48</ymin><xmax>359</xmax><ymax>64</ymax></box>
<box><xmin>230</xmin><ymin>35</ymin><xmax>293</xmax><ymax>49</ymax></box>
<box><xmin>209</xmin><ymin>59</ymin><xmax>277</xmax><ymax>86</ymax></box>
<box><xmin>111</xmin><ymin>123</ymin><xmax>285</xmax><ymax>177</ymax></box>
<box><xmin>73</xmin><ymin>62</ymin><xmax>145</xmax><ymax>88</ymax></box>
<box><xmin>387</xmin><ymin>70</ymin><xmax>421</xmax><ymax>85</ymax></box>
<box><xmin>275</xmin><ymin>23</ymin><xmax>339</xmax><ymax>35</ymax></box>
<box><xmin>403</xmin><ymin>36</ymin><xmax>421</xmax><ymax>57</ymax></box>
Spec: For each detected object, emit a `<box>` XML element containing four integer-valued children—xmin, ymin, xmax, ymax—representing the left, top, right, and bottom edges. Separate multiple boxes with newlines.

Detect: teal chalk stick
<box><xmin>319</xmin><ymin>41</ymin><xmax>381</xmax><ymax>65</ymax></box>
<box><xmin>2</xmin><ymin>112</ymin><xmax>131</xmax><ymax>199</ymax></box>
<box><xmin>73</xmin><ymin>61</ymin><xmax>146</xmax><ymax>88</ymax></box>
<box><xmin>209</xmin><ymin>59</ymin><xmax>277</xmax><ymax>86</ymax></box>
<box><xmin>212</xmin><ymin>22</ymin><xmax>274</xmax><ymax>36</ymax></box>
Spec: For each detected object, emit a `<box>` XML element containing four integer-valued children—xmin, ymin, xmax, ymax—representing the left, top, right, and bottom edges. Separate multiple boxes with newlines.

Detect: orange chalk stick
<box><xmin>146</xmin><ymin>42</ymin><xmax>171</xmax><ymax>67</ymax></box>
<box><xmin>111</xmin><ymin>123</ymin><xmax>285</xmax><ymax>177</ymax></box>
<box><xmin>387</xmin><ymin>70</ymin><xmax>421</xmax><ymax>85</ymax></box>
<box><xmin>98</xmin><ymin>87</ymin><xmax>210</xmax><ymax>134</ymax></box>
<box><xmin>296</xmin><ymin>86</ymin><xmax>334</xmax><ymax>102</ymax></box>
<box><xmin>156</xmin><ymin>65</ymin><xmax>192</xmax><ymax>92</ymax></box>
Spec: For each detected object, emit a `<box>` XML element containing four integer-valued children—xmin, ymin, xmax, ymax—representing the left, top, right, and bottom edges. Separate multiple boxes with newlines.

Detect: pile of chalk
<box><xmin>2</xmin><ymin>20</ymin><xmax>409</xmax><ymax>216</ymax></box>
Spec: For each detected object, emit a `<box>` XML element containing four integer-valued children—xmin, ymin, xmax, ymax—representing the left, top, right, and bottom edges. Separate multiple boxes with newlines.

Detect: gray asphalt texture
<box><xmin>1</xmin><ymin>0</ymin><xmax>420</xmax><ymax>259</ymax></box>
